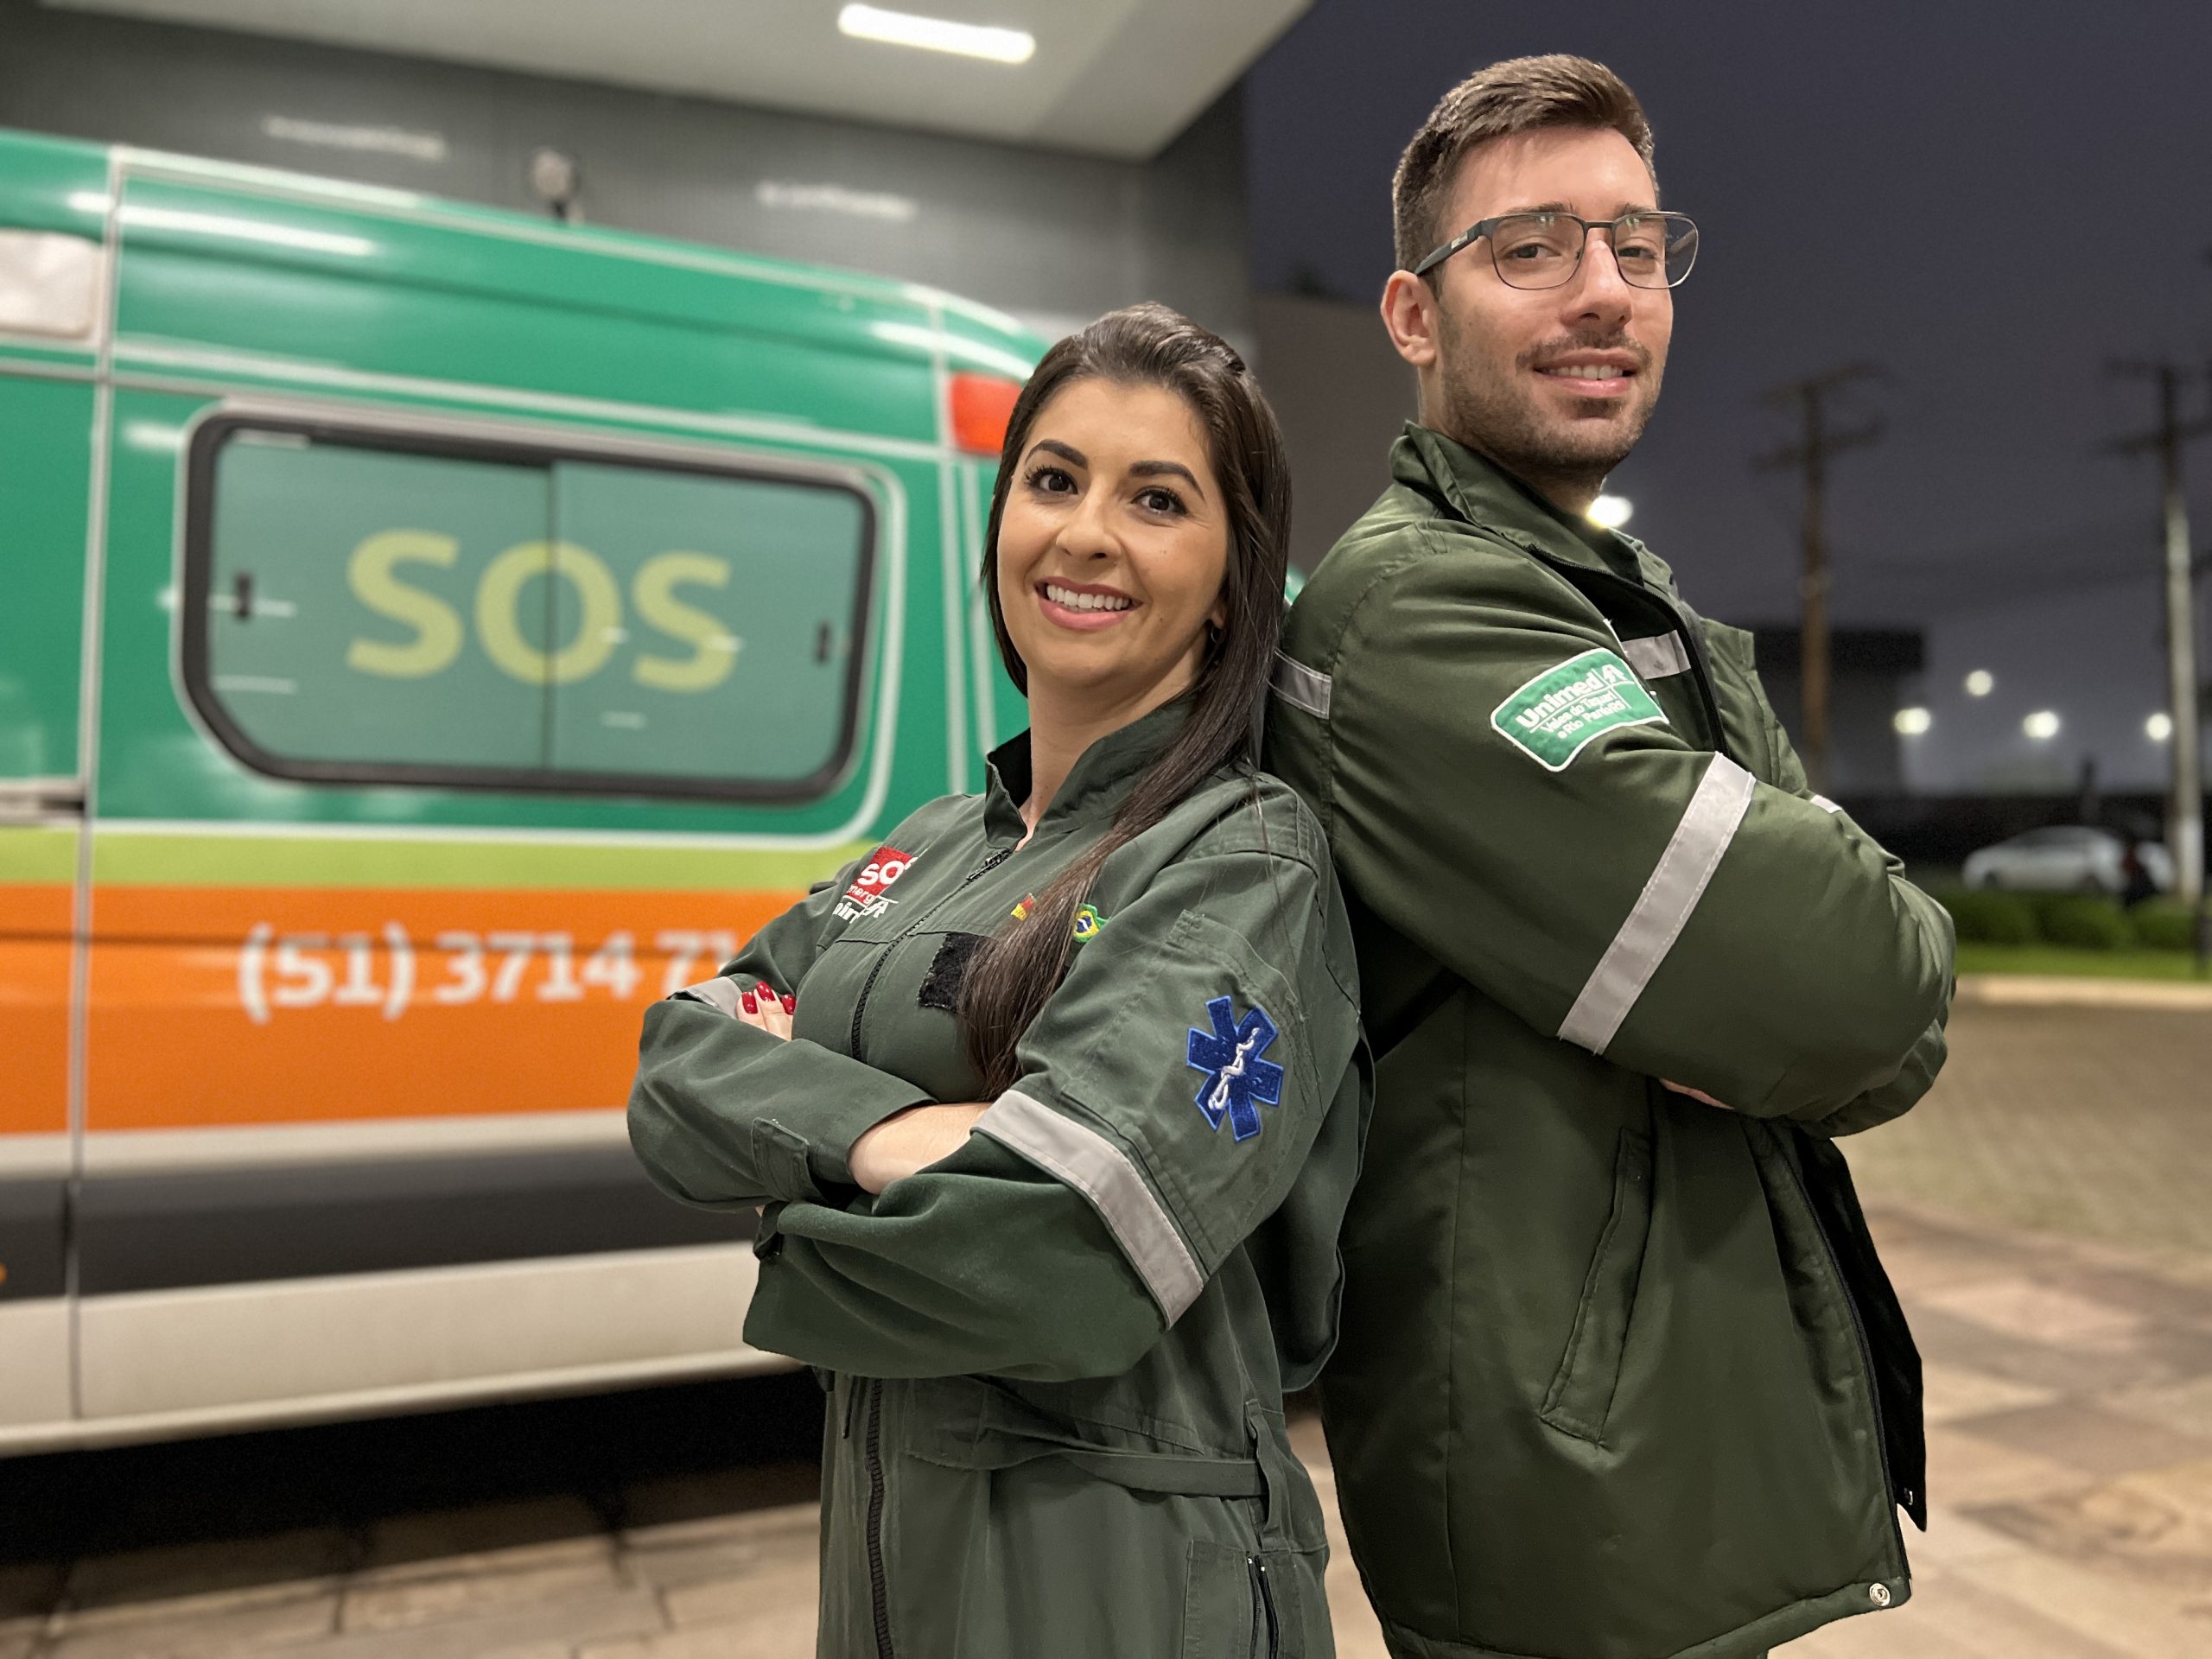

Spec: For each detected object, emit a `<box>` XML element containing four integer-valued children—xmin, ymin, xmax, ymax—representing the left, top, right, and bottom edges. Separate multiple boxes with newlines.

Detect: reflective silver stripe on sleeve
<box><xmin>1810</xmin><ymin>793</ymin><xmax>1842</xmax><ymax>815</ymax></box>
<box><xmin>1557</xmin><ymin>753</ymin><xmax>1758</xmax><ymax>1055</ymax></box>
<box><xmin>976</xmin><ymin>1088</ymin><xmax>1206</xmax><ymax>1322</ymax></box>
<box><xmin>672</xmin><ymin>976</ymin><xmax>742</xmax><ymax>1017</ymax></box>
<box><xmin>1620</xmin><ymin>632</ymin><xmax>1691</xmax><ymax>680</ymax></box>
<box><xmin>1270</xmin><ymin>651</ymin><xmax>1332</xmax><ymax>719</ymax></box>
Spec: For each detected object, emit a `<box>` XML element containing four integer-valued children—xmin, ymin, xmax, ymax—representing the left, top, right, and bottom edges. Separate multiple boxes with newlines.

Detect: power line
<box><xmin>1831</xmin><ymin>513</ymin><xmax>2164</xmax><ymax>613</ymax></box>
<box><xmin>1754</xmin><ymin>362</ymin><xmax>1885</xmax><ymax>792</ymax></box>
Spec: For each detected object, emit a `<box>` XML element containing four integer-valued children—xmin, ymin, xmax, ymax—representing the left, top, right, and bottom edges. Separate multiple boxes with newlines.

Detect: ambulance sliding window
<box><xmin>184</xmin><ymin>419</ymin><xmax>874</xmax><ymax>802</ymax></box>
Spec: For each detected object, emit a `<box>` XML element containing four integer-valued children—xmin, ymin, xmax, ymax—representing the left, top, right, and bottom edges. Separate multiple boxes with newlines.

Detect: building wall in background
<box><xmin>1251</xmin><ymin>291</ymin><xmax>1414</xmax><ymax>576</ymax></box>
<box><xmin>1741</xmin><ymin>626</ymin><xmax>1922</xmax><ymax>795</ymax></box>
<box><xmin>0</xmin><ymin>0</ymin><xmax>1253</xmax><ymax>351</ymax></box>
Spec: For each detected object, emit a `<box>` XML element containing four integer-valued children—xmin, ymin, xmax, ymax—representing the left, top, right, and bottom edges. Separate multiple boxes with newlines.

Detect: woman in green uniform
<box><xmin>628</xmin><ymin>302</ymin><xmax>1368</xmax><ymax>1658</ymax></box>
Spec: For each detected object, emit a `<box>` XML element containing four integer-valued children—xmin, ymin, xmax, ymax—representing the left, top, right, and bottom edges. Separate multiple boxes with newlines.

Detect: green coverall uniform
<box><xmin>1263</xmin><ymin>427</ymin><xmax>1955</xmax><ymax>1659</ymax></box>
<box><xmin>630</xmin><ymin>704</ymin><xmax>1370</xmax><ymax>1659</ymax></box>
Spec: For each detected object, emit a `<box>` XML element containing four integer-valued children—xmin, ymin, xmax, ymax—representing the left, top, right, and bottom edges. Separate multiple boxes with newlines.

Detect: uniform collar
<box><xmin>982</xmin><ymin>696</ymin><xmax>1192</xmax><ymax>843</ymax></box>
<box><xmin>1393</xmin><ymin>423</ymin><xmax>1663</xmax><ymax>588</ymax></box>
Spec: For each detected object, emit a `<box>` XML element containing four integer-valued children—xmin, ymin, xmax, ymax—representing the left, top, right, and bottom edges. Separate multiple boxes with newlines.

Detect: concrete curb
<box><xmin>1955</xmin><ymin>972</ymin><xmax>2212</xmax><ymax>1011</ymax></box>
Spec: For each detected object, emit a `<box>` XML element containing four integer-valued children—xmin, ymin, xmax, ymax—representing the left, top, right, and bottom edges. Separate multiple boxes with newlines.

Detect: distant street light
<box><xmin>2024</xmin><ymin>710</ymin><xmax>2062</xmax><ymax>740</ymax></box>
<box><xmin>1964</xmin><ymin>670</ymin><xmax>1995</xmax><ymax>697</ymax></box>
<box><xmin>1586</xmin><ymin>493</ymin><xmax>1634</xmax><ymax>530</ymax></box>
<box><xmin>1892</xmin><ymin>707</ymin><xmax>1933</xmax><ymax>735</ymax></box>
<box><xmin>2149</xmin><ymin>711</ymin><xmax>2176</xmax><ymax>742</ymax></box>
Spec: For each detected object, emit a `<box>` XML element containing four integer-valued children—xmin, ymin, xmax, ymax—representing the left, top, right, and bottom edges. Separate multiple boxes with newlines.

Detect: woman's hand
<box><xmin>849</xmin><ymin>1103</ymin><xmax>989</xmax><ymax>1194</ymax></box>
<box><xmin>733</xmin><ymin>981</ymin><xmax>795</xmax><ymax>1040</ymax></box>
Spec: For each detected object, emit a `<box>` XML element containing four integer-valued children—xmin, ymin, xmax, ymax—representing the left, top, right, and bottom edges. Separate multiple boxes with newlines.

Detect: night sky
<box><xmin>1243</xmin><ymin>0</ymin><xmax>2212</xmax><ymax>791</ymax></box>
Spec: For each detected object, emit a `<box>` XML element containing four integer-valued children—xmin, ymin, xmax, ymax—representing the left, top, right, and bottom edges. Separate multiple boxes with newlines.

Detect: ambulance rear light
<box><xmin>950</xmin><ymin>372</ymin><xmax>1022</xmax><ymax>457</ymax></box>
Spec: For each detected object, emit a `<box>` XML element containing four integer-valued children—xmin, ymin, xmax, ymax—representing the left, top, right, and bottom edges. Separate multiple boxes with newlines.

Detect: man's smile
<box><xmin>1531</xmin><ymin>347</ymin><xmax>1644</xmax><ymax>399</ymax></box>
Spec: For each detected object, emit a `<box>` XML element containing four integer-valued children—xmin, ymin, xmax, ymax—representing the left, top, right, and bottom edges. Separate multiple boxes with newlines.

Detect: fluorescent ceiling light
<box><xmin>838</xmin><ymin>3</ymin><xmax>1035</xmax><ymax>64</ymax></box>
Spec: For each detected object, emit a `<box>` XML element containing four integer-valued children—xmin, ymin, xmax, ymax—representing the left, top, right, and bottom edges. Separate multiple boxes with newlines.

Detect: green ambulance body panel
<box><xmin>0</xmin><ymin>124</ymin><xmax>1046</xmax><ymax>859</ymax></box>
<box><xmin>0</xmin><ymin>124</ymin><xmax>1052</xmax><ymax>1451</ymax></box>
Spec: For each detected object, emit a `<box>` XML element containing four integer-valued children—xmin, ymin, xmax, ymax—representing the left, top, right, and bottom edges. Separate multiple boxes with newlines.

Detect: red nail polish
<box><xmin>781</xmin><ymin>995</ymin><xmax>796</xmax><ymax>1014</ymax></box>
<box><xmin>741</xmin><ymin>992</ymin><xmax>759</xmax><ymax>1014</ymax></box>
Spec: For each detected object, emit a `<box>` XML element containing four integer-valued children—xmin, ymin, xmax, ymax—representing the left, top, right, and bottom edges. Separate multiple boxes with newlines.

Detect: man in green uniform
<box><xmin>1263</xmin><ymin>55</ymin><xmax>1954</xmax><ymax>1659</ymax></box>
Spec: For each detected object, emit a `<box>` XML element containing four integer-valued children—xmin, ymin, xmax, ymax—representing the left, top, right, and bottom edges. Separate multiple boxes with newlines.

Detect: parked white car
<box><xmin>1961</xmin><ymin>826</ymin><xmax>2175</xmax><ymax>894</ymax></box>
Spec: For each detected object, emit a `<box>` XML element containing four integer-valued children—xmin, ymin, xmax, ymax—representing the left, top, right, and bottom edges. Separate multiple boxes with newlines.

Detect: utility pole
<box><xmin>2106</xmin><ymin>360</ymin><xmax>2212</xmax><ymax>947</ymax></box>
<box><xmin>1755</xmin><ymin>363</ymin><xmax>1885</xmax><ymax>793</ymax></box>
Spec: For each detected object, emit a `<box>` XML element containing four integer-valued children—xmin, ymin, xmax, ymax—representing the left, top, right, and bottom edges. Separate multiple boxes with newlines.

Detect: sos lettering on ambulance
<box><xmin>235</xmin><ymin>925</ymin><xmax>744</xmax><ymax>1026</ymax></box>
<box><xmin>834</xmin><ymin>848</ymin><xmax>914</xmax><ymax>923</ymax></box>
<box><xmin>346</xmin><ymin>535</ymin><xmax>741</xmax><ymax>693</ymax></box>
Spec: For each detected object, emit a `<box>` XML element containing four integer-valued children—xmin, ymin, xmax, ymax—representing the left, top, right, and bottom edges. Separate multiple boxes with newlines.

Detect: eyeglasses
<box><xmin>1412</xmin><ymin>211</ymin><xmax>1700</xmax><ymax>290</ymax></box>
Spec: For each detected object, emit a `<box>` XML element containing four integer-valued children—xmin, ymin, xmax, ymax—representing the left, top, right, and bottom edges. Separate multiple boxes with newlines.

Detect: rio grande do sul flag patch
<box><xmin>1491</xmin><ymin>647</ymin><xmax>1667</xmax><ymax>771</ymax></box>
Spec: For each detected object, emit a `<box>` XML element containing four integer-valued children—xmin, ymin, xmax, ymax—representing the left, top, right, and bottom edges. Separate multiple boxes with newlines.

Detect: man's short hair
<box><xmin>1393</xmin><ymin>55</ymin><xmax>1656</xmax><ymax>276</ymax></box>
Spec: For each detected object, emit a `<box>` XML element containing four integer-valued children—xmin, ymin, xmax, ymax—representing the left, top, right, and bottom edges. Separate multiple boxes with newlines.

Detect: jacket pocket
<box><xmin>1183</xmin><ymin>1541</ymin><xmax>1317</xmax><ymax>1657</ymax></box>
<box><xmin>1540</xmin><ymin>1123</ymin><xmax>1655</xmax><ymax>1443</ymax></box>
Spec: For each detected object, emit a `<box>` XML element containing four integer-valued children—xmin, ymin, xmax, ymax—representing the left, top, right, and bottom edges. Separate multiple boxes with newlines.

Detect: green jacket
<box><xmin>629</xmin><ymin>705</ymin><xmax>1370</xmax><ymax>1659</ymax></box>
<box><xmin>1263</xmin><ymin>428</ymin><xmax>1954</xmax><ymax>1659</ymax></box>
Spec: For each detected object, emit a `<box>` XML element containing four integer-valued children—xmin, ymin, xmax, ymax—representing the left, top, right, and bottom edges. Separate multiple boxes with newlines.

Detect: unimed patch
<box><xmin>1490</xmin><ymin>647</ymin><xmax>1667</xmax><ymax>771</ymax></box>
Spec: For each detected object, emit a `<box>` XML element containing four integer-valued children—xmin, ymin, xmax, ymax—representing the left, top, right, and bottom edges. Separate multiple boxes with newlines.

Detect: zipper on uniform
<box><xmin>847</xmin><ymin>843</ymin><xmax>1014</xmax><ymax>1059</ymax></box>
<box><xmin>865</xmin><ymin>1378</ymin><xmax>894</xmax><ymax>1659</ymax></box>
<box><xmin>1775</xmin><ymin>1134</ymin><xmax>1908</xmax><ymax>1564</ymax></box>
<box><xmin>1246</xmin><ymin>1555</ymin><xmax>1279</xmax><ymax>1658</ymax></box>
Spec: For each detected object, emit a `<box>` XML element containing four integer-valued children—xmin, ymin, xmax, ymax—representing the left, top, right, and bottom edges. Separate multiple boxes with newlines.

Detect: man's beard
<box><xmin>1433</xmin><ymin>315</ymin><xmax>1662</xmax><ymax>505</ymax></box>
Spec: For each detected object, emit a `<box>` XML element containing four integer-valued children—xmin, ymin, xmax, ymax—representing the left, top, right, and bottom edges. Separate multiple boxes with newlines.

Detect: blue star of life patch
<box><xmin>1186</xmin><ymin>995</ymin><xmax>1284</xmax><ymax>1142</ymax></box>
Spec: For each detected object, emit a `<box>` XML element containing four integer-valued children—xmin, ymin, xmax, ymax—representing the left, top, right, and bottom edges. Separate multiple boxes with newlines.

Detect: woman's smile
<box><xmin>1036</xmin><ymin>576</ymin><xmax>1138</xmax><ymax>630</ymax></box>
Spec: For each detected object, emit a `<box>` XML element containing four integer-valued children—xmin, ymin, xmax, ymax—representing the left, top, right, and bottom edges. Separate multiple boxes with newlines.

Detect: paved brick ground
<box><xmin>6</xmin><ymin>996</ymin><xmax>2212</xmax><ymax>1657</ymax></box>
<box><xmin>1843</xmin><ymin>995</ymin><xmax>2212</xmax><ymax>1262</ymax></box>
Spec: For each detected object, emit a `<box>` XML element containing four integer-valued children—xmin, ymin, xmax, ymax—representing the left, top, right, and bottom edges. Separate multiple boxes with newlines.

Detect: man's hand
<box><xmin>849</xmin><ymin>1103</ymin><xmax>989</xmax><ymax>1194</ymax></box>
<box><xmin>1662</xmin><ymin>1080</ymin><xmax>1734</xmax><ymax>1110</ymax></box>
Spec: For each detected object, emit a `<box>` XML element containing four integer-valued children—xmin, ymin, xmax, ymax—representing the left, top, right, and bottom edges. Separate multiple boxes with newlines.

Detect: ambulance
<box><xmin>0</xmin><ymin>125</ymin><xmax>1041</xmax><ymax>1452</ymax></box>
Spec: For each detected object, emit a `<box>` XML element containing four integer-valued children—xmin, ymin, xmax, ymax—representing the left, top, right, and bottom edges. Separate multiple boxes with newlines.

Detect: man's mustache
<box><xmin>1517</xmin><ymin>334</ymin><xmax>1654</xmax><ymax>373</ymax></box>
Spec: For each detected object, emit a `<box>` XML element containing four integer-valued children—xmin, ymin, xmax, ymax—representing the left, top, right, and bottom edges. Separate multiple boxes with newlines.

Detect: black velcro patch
<box><xmin>918</xmin><ymin>931</ymin><xmax>988</xmax><ymax>1012</ymax></box>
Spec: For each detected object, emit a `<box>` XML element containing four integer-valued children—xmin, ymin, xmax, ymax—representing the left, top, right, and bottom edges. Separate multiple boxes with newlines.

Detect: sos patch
<box><xmin>835</xmin><ymin>847</ymin><xmax>914</xmax><ymax>922</ymax></box>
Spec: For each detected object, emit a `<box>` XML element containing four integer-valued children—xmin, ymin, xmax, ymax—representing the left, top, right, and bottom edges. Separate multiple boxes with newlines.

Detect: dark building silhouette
<box><xmin>1745</xmin><ymin>626</ymin><xmax>1925</xmax><ymax>794</ymax></box>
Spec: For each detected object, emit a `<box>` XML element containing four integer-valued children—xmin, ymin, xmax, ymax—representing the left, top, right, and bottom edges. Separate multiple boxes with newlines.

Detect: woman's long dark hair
<box><xmin>959</xmin><ymin>302</ymin><xmax>1293</xmax><ymax>1094</ymax></box>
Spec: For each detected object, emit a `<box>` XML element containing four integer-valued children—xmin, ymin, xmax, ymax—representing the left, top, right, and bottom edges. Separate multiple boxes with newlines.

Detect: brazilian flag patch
<box><xmin>1491</xmin><ymin>647</ymin><xmax>1667</xmax><ymax>771</ymax></box>
<box><xmin>1071</xmin><ymin>904</ymin><xmax>1106</xmax><ymax>942</ymax></box>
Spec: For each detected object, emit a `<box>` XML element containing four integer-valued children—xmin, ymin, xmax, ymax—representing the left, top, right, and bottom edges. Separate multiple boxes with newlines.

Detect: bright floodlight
<box><xmin>1964</xmin><ymin>670</ymin><xmax>1994</xmax><ymax>697</ymax></box>
<box><xmin>838</xmin><ymin>4</ymin><xmax>1036</xmax><ymax>62</ymax></box>
<box><xmin>1586</xmin><ymin>493</ymin><xmax>1633</xmax><ymax>530</ymax></box>
<box><xmin>2023</xmin><ymin>710</ymin><xmax>2061</xmax><ymax>741</ymax></box>
<box><xmin>1892</xmin><ymin>707</ymin><xmax>1933</xmax><ymax>736</ymax></box>
<box><xmin>2148</xmin><ymin>711</ymin><xmax>2175</xmax><ymax>742</ymax></box>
